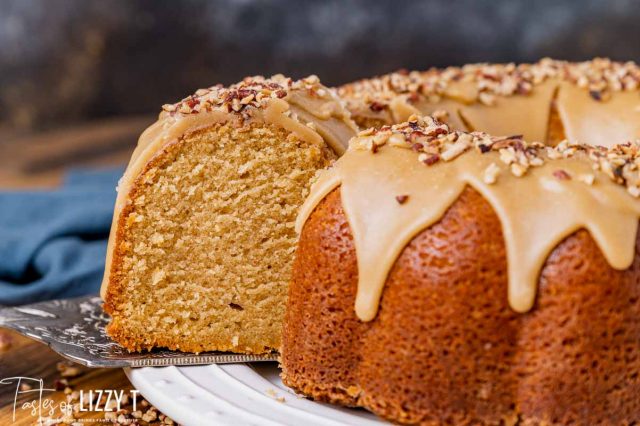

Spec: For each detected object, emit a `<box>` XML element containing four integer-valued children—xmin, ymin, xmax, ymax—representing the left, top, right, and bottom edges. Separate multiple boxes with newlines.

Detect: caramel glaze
<box><xmin>345</xmin><ymin>78</ymin><xmax>640</xmax><ymax>147</ymax></box>
<box><xmin>557</xmin><ymin>81</ymin><xmax>640</xmax><ymax>147</ymax></box>
<box><xmin>297</xmin><ymin>127</ymin><xmax>640</xmax><ymax>321</ymax></box>
<box><xmin>100</xmin><ymin>87</ymin><xmax>357</xmax><ymax>298</ymax></box>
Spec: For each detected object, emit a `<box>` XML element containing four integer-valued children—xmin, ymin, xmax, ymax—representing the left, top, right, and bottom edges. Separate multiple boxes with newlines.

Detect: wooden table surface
<box><xmin>0</xmin><ymin>116</ymin><xmax>179</xmax><ymax>425</ymax></box>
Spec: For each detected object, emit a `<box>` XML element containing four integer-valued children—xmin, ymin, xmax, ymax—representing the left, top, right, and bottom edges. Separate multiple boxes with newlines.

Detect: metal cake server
<box><xmin>0</xmin><ymin>295</ymin><xmax>278</xmax><ymax>368</ymax></box>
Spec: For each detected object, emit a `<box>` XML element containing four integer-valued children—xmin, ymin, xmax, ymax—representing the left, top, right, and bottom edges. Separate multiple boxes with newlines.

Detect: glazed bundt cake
<box><xmin>339</xmin><ymin>58</ymin><xmax>640</xmax><ymax>147</ymax></box>
<box><xmin>102</xmin><ymin>75</ymin><xmax>357</xmax><ymax>353</ymax></box>
<box><xmin>281</xmin><ymin>115</ymin><xmax>640</xmax><ymax>424</ymax></box>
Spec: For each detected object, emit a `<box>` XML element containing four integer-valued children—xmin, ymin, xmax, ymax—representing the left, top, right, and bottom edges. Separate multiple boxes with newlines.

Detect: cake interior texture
<box><xmin>104</xmin><ymin>121</ymin><xmax>336</xmax><ymax>353</ymax></box>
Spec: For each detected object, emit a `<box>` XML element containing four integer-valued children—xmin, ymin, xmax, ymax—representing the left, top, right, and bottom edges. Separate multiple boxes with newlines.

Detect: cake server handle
<box><xmin>0</xmin><ymin>295</ymin><xmax>278</xmax><ymax>368</ymax></box>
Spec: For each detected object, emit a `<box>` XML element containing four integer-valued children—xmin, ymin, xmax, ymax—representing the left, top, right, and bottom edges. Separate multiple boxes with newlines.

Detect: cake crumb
<box><xmin>346</xmin><ymin>385</ymin><xmax>361</xmax><ymax>397</ymax></box>
<box><xmin>265</xmin><ymin>388</ymin><xmax>286</xmax><ymax>403</ymax></box>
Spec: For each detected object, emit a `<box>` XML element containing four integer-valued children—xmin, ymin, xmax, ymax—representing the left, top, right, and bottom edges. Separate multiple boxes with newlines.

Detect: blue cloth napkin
<box><xmin>0</xmin><ymin>168</ymin><xmax>123</xmax><ymax>305</ymax></box>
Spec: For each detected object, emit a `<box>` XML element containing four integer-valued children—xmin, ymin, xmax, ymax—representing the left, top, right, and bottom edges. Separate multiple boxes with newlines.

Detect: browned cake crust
<box><xmin>281</xmin><ymin>187</ymin><xmax>640</xmax><ymax>425</ymax></box>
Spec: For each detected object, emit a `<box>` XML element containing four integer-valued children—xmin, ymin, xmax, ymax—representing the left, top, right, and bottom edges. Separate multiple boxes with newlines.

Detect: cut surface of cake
<box><xmin>339</xmin><ymin>58</ymin><xmax>640</xmax><ymax>147</ymax></box>
<box><xmin>102</xmin><ymin>75</ymin><xmax>357</xmax><ymax>353</ymax></box>
<box><xmin>282</xmin><ymin>115</ymin><xmax>640</xmax><ymax>424</ymax></box>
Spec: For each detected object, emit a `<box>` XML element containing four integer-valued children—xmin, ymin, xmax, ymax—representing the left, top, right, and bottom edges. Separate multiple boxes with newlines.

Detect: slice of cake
<box><xmin>282</xmin><ymin>115</ymin><xmax>640</xmax><ymax>424</ymax></box>
<box><xmin>102</xmin><ymin>75</ymin><xmax>357</xmax><ymax>353</ymax></box>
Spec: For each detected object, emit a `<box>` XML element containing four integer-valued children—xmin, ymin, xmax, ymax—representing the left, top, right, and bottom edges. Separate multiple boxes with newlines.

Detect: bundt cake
<box><xmin>101</xmin><ymin>75</ymin><xmax>357</xmax><ymax>353</ymax></box>
<box><xmin>281</xmin><ymin>115</ymin><xmax>640</xmax><ymax>425</ymax></box>
<box><xmin>339</xmin><ymin>58</ymin><xmax>640</xmax><ymax>147</ymax></box>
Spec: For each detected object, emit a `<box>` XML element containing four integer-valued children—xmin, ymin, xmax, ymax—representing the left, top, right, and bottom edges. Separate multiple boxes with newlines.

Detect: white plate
<box><xmin>125</xmin><ymin>362</ymin><xmax>386</xmax><ymax>426</ymax></box>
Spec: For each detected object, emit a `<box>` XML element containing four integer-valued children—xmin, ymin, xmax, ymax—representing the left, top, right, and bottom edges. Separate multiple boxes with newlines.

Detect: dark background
<box><xmin>2</xmin><ymin>0</ymin><xmax>640</xmax><ymax>132</ymax></box>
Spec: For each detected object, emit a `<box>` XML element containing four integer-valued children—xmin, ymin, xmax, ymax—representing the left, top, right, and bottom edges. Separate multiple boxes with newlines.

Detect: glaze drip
<box><xmin>297</xmin><ymin>116</ymin><xmax>640</xmax><ymax>321</ymax></box>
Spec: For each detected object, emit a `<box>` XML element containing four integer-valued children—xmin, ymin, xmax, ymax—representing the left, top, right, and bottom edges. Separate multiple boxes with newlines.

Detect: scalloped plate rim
<box><xmin>125</xmin><ymin>362</ymin><xmax>386</xmax><ymax>426</ymax></box>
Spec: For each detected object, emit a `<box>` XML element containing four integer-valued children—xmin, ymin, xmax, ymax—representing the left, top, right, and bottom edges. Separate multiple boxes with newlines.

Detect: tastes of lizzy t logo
<box><xmin>0</xmin><ymin>376</ymin><xmax>140</xmax><ymax>424</ymax></box>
